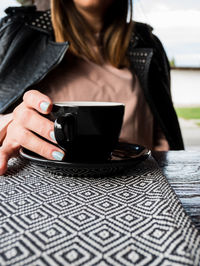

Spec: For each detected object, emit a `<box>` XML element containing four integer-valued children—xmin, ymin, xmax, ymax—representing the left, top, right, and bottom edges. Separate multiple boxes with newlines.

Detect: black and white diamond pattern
<box><xmin>0</xmin><ymin>156</ymin><xmax>200</xmax><ymax>265</ymax></box>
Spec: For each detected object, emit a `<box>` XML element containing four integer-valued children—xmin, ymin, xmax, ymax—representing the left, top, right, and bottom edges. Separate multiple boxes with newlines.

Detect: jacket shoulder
<box><xmin>134</xmin><ymin>21</ymin><xmax>153</xmax><ymax>33</ymax></box>
<box><xmin>4</xmin><ymin>5</ymin><xmax>37</xmax><ymax>16</ymax></box>
<box><xmin>0</xmin><ymin>6</ymin><xmax>52</xmax><ymax>33</ymax></box>
<box><xmin>0</xmin><ymin>6</ymin><xmax>36</xmax><ymax>28</ymax></box>
<box><xmin>132</xmin><ymin>21</ymin><xmax>154</xmax><ymax>42</ymax></box>
<box><xmin>131</xmin><ymin>21</ymin><xmax>168</xmax><ymax>56</ymax></box>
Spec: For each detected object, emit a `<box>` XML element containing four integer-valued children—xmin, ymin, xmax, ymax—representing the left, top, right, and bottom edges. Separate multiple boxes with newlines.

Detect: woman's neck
<box><xmin>80</xmin><ymin>10</ymin><xmax>103</xmax><ymax>33</ymax></box>
<box><xmin>74</xmin><ymin>4</ymin><xmax>107</xmax><ymax>33</ymax></box>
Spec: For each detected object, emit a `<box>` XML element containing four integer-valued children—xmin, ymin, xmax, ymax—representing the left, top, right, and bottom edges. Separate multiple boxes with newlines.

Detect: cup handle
<box><xmin>54</xmin><ymin>113</ymin><xmax>77</xmax><ymax>150</ymax></box>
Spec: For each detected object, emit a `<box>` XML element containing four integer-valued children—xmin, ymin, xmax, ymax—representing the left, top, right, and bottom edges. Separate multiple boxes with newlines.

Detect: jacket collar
<box><xmin>4</xmin><ymin>6</ymin><xmax>154</xmax><ymax>87</ymax></box>
<box><xmin>26</xmin><ymin>9</ymin><xmax>154</xmax><ymax>91</ymax></box>
<box><xmin>5</xmin><ymin>6</ymin><xmax>151</xmax><ymax>52</ymax></box>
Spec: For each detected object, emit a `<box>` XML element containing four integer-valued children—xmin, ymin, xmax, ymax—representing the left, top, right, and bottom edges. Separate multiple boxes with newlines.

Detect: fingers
<box><xmin>23</xmin><ymin>90</ymin><xmax>53</xmax><ymax>114</ymax></box>
<box><xmin>0</xmin><ymin>151</ymin><xmax>9</xmax><ymax>176</ymax></box>
<box><xmin>13</xmin><ymin>103</ymin><xmax>56</xmax><ymax>144</ymax></box>
<box><xmin>0</xmin><ymin>90</ymin><xmax>65</xmax><ymax>176</ymax></box>
<box><xmin>0</xmin><ymin>142</ymin><xmax>20</xmax><ymax>176</ymax></box>
<box><xmin>0</xmin><ymin>122</ymin><xmax>65</xmax><ymax>176</ymax></box>
<box><xmin>7</xmin><ymin>122</ymin><xmax>65</xmax><ymax>161</ymax></box>
<box><xmin>0</xmin><ymin>113</ymin><xmax>13</xmax><ymax>144</ymax></box>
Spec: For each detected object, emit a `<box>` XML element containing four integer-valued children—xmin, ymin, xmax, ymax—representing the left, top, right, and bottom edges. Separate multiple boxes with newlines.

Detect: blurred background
<box><xmin>0</xmin><ymin>0</ymin><xmax>200</xmax><ymax>150</ymax></box>
<box><xmin>133</xmin><ymin>0</ymin><xmax>200</xmax><ymax>150</ymax></box>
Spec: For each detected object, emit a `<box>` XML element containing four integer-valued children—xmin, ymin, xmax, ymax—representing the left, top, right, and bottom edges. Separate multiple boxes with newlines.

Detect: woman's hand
<box><xmin>0</xmin><ymin>90</ymin><xmax>65</xmax><ymax>175</ymax></box>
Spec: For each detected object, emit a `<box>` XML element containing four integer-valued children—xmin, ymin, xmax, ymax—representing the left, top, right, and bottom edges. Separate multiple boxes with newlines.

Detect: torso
<box><xmin>41</xmin><ymin>53</ymin><xmax>155</xmax><ymax>149</ymax></box>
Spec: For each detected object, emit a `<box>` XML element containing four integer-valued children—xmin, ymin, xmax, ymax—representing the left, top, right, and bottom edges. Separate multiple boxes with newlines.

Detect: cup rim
<box><xmin>54</xmin><ymin>101</ymin><xmax>125</xmax><ymax>107</ymax></box>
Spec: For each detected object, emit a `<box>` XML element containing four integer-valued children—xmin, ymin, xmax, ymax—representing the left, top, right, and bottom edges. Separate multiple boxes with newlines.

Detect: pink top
<box><xmin>41</xmin><ymin>54</ymin><xmax>169</xmax><ymax>150</ymax></box>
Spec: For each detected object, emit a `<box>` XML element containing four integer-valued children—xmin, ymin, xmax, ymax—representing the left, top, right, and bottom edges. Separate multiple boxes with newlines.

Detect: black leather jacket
<box><xmin>0</xmin><ymin>6</ymin><xmax>184</xmax><ymax>150</ymax></box>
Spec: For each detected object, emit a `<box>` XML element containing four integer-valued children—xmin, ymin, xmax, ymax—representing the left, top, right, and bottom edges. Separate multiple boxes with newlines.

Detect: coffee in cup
<box><xmin>49</xmin><ymin>101</ymin><xmax>124</xmax><ymax>162</ymax></box>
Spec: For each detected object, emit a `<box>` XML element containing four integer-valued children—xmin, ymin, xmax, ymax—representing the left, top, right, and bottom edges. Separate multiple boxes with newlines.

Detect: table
<box><xmin>152</xmin><ymin>151</ymin><xmax>200</xmax><ymax>231</ymax></box>
<box><xmin>0</xmin><ymin>151</ymin><xmax>200</xmax><ymax>265</ymax></box>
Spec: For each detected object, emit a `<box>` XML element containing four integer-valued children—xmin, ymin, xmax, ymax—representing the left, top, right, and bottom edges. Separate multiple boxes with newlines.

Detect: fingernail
<box><xmin>40</xmin><ymin>101</ymin><xmax>50</xmax><ymax>112</ymax></box>
<box><xmin>52</xmin><ymin>151</ymin><xmax>65</xmax><ymax>161</ymax></box>
<box><xmin>50</xmin><ymin>131</ymin><xmax>56</xmax><ymax>142</ymax></box>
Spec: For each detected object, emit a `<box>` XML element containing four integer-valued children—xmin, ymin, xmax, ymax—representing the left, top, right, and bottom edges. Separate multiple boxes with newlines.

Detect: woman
<box><xmin>0</xmin><ymin>0</ymin><xmax>184</xmax><ymax>175</ymax></box>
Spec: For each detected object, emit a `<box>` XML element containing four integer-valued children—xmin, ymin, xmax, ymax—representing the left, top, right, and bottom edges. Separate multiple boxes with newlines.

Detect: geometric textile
<box><xmin>0</xmin><ymin>156</ymin><xmax>200</xmax><ymax>265</ymax></box>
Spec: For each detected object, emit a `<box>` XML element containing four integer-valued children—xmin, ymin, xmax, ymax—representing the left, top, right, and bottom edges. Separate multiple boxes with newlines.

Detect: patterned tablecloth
<box><xmin>0</xmin><ymin>156</ymin><xmax>200</xmax><ymax>266</ymax></box>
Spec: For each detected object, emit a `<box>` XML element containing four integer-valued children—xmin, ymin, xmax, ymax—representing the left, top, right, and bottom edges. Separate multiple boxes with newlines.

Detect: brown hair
<box><xmin>51</xmin><ymin>0</ymin><xmax>133</xmax><ymax>68</ymax></box>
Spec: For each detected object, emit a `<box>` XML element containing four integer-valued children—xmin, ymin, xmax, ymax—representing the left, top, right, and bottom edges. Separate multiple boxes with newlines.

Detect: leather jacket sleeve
<box><xmin>148</xmin><ymin>32</ymin><xmax>184</xmax><ymax>150</ymax></box>
<box><xmin>131</xmin><ymin>22</ymin><xmax>184</xmax><ymax>150</ymax></box>
<box><xmin>0</xmin><ymin>6</ymin><xmax>69</xmax><ymax>114</ymax></box>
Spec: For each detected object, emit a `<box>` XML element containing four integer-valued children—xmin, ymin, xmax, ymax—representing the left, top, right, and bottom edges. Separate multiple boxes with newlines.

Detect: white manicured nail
<box><xmin>52</xmin><ymin>151</ymin><xmax>64</xmax><ymax>161</ymax></box>
<box><xmin>40</xmin><ymin>101</ymin><xmax>50</xmax><ymax>112</ymax></box>
<box><xmin>50</xmin><ymin>131</ymin><xmax>56</xmax><ymax>142</ymax></box>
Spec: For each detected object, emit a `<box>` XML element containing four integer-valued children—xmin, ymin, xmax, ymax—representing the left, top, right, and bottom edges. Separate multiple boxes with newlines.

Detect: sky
<box><xmin>134</xmin><ymin>0</ymin><xmax>200</xmax><ymax>67</ymax></box>
<box><xmin>0</xmin><ymin>0</ymin><xmax>200</xmax><ymax>67</ymax></box>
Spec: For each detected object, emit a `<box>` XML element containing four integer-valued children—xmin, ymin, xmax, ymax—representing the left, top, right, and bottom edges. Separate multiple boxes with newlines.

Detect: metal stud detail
<box><xmin>29</xmin><ymin>10</ymin><xmax>52</xmax><ymax>31</ymax></box>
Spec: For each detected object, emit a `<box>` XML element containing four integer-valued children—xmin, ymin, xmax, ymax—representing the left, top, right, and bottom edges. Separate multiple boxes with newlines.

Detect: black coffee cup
<box><xmin>49</xmin><ymin>102</ymin><xmax>124</xmax><ymax>162</ymax></box>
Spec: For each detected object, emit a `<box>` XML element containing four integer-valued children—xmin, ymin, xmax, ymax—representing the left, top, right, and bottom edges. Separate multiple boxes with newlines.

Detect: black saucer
<box><xmin>19</xmin><ymin>143</ymin><xmax>150</xmax><ymax>177</ymax></box>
